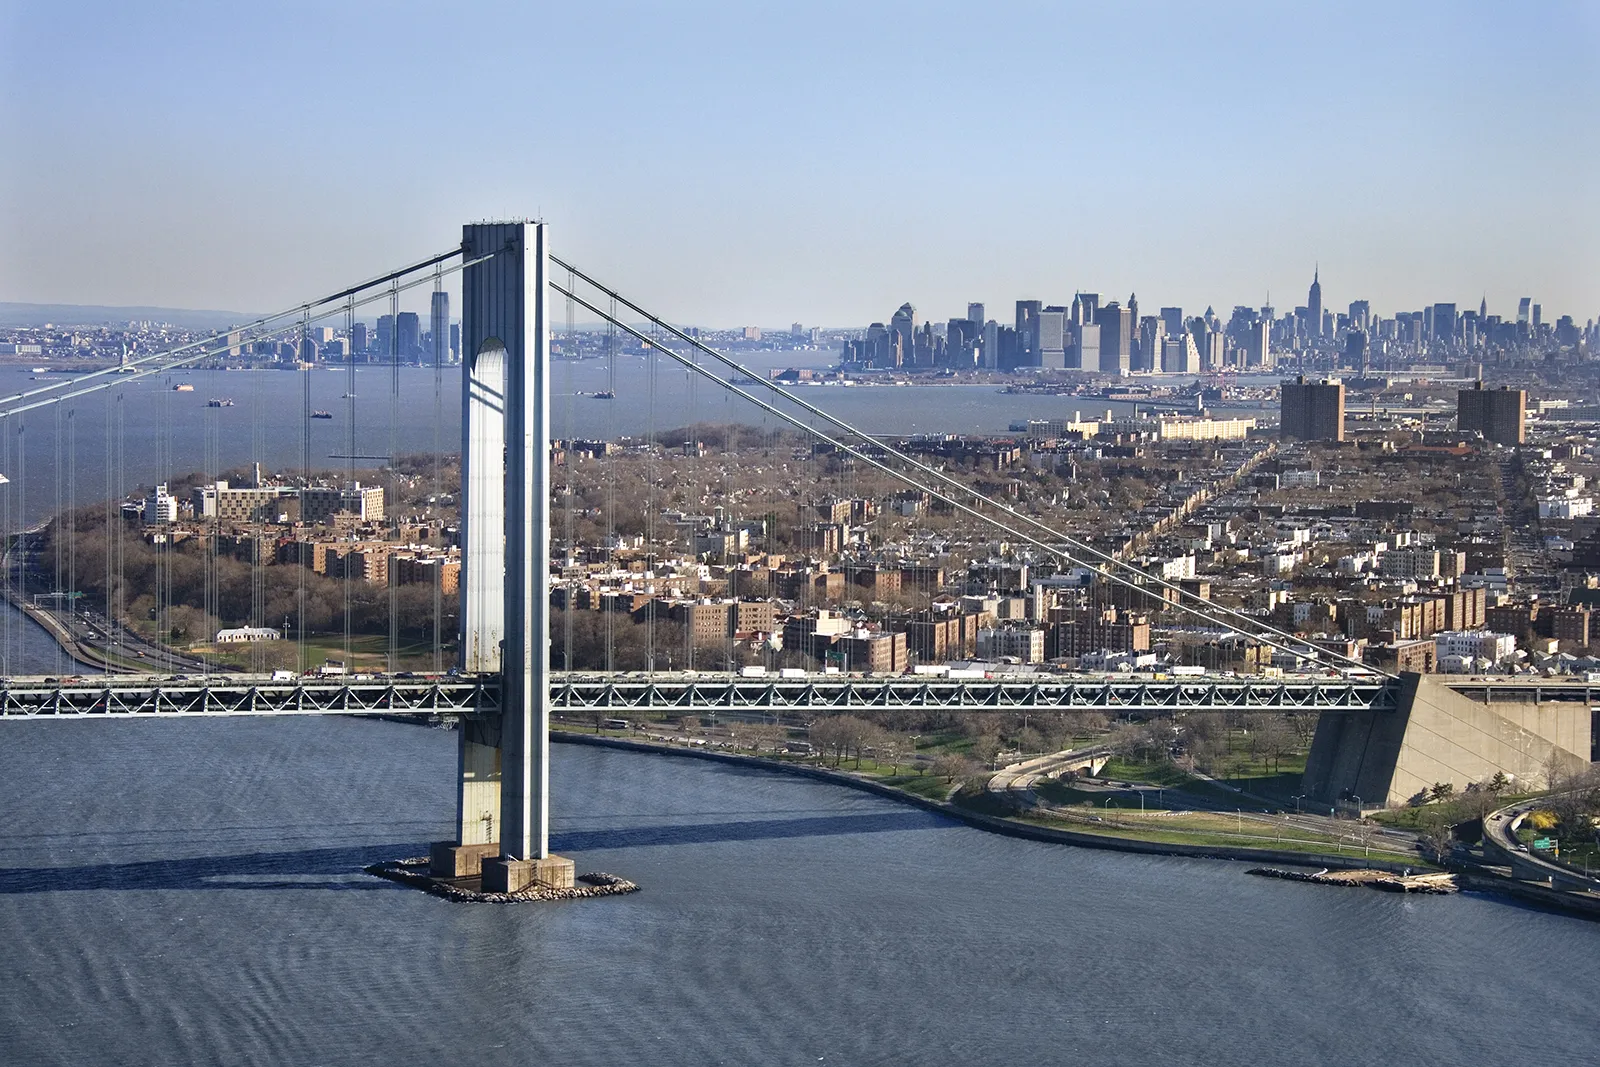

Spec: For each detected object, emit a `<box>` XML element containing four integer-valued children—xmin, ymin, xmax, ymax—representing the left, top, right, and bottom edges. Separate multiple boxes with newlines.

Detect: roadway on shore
<box><xmin>1482</xmin><ymin>796</ymin><xmax>1600</xmax><ymax>893</ymax></box>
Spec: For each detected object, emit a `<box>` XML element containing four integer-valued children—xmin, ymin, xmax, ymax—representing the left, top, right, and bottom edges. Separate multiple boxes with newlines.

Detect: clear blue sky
<box><xmin>2</xmin><ymin>1</ymin><xmax>1596</xmax><ymax>327</ymax></box>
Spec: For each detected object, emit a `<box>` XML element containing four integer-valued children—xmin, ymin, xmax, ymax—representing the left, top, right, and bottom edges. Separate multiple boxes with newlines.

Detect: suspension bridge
<box><xmin>0</xmin><ymin>221</ymin><xmax>1590</xmax><ymax>891</ymax></box>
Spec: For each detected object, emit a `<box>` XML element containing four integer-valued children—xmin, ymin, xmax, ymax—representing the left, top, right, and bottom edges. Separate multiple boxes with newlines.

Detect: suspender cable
<box><xmin>13</xmin><ymin>419</ymin><xmax>23</xmax><ymax>675</ymax></box>
<box><xmin>603</xmin><ymin>297</ymin><xmax>617</xmax><ymax>673</ymax></box>
<box><xmin>431</xmin><ymin>266</ymin><xmax>444</xmax><ymax>674</ymax></box>
<box><xmin>67</xmin><ymin>408</ymin><xmax>77</xmax><ymax>672</ymax></box>
<box><xmin>561</xmin><ymin>267</ymin><xmax>576</xmax><ymax>673</ymax></box>
<box><xmin>387</xmin><ymin>281</ymin><xmax>400</xmax><ymax>674</ymax></box>
<box><xmin>344</xmin><ymin>296</ymin><xmax>356</xmax><ymax>671</ymax></box>
<box><xmin>645</xmin><ymin>320</ymin><xmax>658</xmax><ymax>676</ymax></box>
<box><xmin>52</xmin><ymin>404</ymin><xmax>63</xmax><ymax>676</ymax></box>
<box><xmin>296</xmin><ymin>315</ymin><xmax>309</xmax><ymax>673</ymax></box>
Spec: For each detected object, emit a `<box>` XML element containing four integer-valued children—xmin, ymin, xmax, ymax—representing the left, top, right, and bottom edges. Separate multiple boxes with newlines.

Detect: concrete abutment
<box><xmin>1304</xmin><ymin>673</ymin><xmax>1592</xmax><ymax>807</ymax></box>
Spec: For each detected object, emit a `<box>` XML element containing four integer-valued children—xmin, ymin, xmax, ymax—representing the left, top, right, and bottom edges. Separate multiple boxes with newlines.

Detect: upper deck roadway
<box><xmin>0</xmin><ymin>671</ymin><xmax>1592</xmax><ymax>720</ymax></box>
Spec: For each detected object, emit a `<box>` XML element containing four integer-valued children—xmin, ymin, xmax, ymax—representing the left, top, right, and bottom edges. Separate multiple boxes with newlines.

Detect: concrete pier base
<box><xmin>483</xmin><ymin>854</ymin><xmax>576</xmax><ymax>893</ymax></box>
<box><xmin>428</xmin><ymin>841</ymin><xmax>499</xmax><ymax>879</ymax></box>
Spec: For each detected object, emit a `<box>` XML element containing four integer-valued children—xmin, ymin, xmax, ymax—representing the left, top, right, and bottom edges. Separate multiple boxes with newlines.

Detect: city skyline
<box><xmin>0</xmin><ymin>265</ymin><xmax>1589</xmax><ymax>339</ymax></box>
<box><xmin>2</xmin><ymin>2</ymin><xmax>1597</xmax><ymax>324</ymax></box>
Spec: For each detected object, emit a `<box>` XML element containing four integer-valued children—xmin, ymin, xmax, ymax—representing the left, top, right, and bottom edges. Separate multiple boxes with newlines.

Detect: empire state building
<box><xmin>1308</xmin><ymin>268</ymin><xmax>1323</xmax><ymax>341</ymax></box>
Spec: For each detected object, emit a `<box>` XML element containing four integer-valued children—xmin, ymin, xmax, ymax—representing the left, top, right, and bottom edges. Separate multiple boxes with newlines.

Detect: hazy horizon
<box><xmin>2</xmin><ymin>1</ymin><xmax>1597</xmax><ymax>327</ymax></box>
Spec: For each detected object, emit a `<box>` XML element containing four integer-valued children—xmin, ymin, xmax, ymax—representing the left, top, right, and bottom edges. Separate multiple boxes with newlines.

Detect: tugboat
<box><xmin>311</xmin><ymin>409</ymin><xmax>333</xmax><ymax>419</ymax></box>
<box><xmin>206</xmin><ymin>398</ymin><xmax>234</xmax><ymax>408</ymax></box>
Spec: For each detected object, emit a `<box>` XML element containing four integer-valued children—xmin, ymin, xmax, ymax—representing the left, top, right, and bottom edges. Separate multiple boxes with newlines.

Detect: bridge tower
<box><xmin>430</xmin><ymin>221</ymin><xmax>573</xmax><ymax>892</ymax></box>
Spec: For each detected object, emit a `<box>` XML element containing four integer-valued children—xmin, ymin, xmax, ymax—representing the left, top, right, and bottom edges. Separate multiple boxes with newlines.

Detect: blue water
<box><xmin>0</xmin><ymin>719</ymin><xmax>1595</xmax><ymax>1066</ymax></box>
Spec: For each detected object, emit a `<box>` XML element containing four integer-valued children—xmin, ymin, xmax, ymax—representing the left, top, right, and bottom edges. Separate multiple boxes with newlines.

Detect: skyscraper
<box><xmin>375</xmin><ymin>314</ymin><xmax>394</xmax><ymax>360</ymax></box>
<box><xmin>1039</xmin><ymin>306</ymin><xmax>1067</xmax><ymax>369</ymax></box>
<box><xmin>1072</xmin><ymin>321</ymin><xmax>1098</xmax><ymax>370</ymax></box>
<box><xmin>1137</xmin><ymin>317</ymin><xmax>1164</xmax><ymax>373</ymax></box>
<box><xmin>1126</xmin><ymin>293</ymin><xmax>1141</xmax><ymax>368</ymax></box>
<box><xmin>1159</xmin><ymin>307</ymin><xmax>1184</xmax><ymax>338</ymax></box>
<box><xmin>1431</xmin><ymin>303</ymin><xmax>1457</xmax><ymax>345</ymax></box>
<box><xmin>1344</xmin><ymin>330</ymin><xmax>1367</xmax><ymax>372</ymax></box>
<box><xmin>889</xmin><ymin>303</ymin><xmax>917</xmax><ymax>368</ymax></box>
<box><xmin>1280</xmin><ymin>376</ymin><xmax>1345</xmax><ymax>442</ymax></box>
<box><xmin>397</xmin><ymin>312</ymin><xmax>422</xmax><ymax>358</ymax></box>
<box><xmin>1347</xmin><ymin>300</ymin><xmax>1370</xmax><ymax>333</ymax></box>
<box><xmin>1247</xmin><ymin>321</ymin><xmax>1271</xmax><ymax>368</ymax></box>
<box><xmin>864</xmin><ymin>322</ymin><xmax>893</xmax><ymax>367</ymax></box>
<box><xmin>1307</xmin><ymin>268</ymin><xmax>1323</xmax><ymax>341</ymax></box>
<box><xmin>1015</xmin><ymin>300</ymin><xmax>1042</xmax><ymax>367</ymax></box>
<box><xmin>351</xmin><ymin>321</ymin><xmax>368</xmax><ymax>356</ymax></box>
<box><xmin>1458</xmin><ymin>381</ymin><xmax>1526</xmax><ymax>445</ymax></box>
<box><xmin>1072</xmin><ymin>293</ymin><xmax>1100</xmax><ymax>328</ymax></box>
<box><xmin>430</xmin><ymin>291</ymin><xmax>451</xmax><ymax>367</ymax></box>
<box><xmin>967</xmin><ymin>302</ymin><xmax>985</xmax><ymax>329</ymax></box>
<box><xmin>946</xmin><ymin>318</ymin><xmax>979</xmax><ymax>366</ymax></box>
<box><xmin>1098</xmin><ymin>302</ymin><xmax>1132</xmax><ymax>375</ymax></box>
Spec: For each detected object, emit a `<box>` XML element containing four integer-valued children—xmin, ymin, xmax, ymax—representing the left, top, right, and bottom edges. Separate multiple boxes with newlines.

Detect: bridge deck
<box><xmin>0</xmin><ymin>673</ymin><xmax>1404</xmax><ymax>718</ymax></box>
<box><xmin>0</xmin><ymin>673</ymin><xmax>1590</xmax><ymax>720</ymax></box>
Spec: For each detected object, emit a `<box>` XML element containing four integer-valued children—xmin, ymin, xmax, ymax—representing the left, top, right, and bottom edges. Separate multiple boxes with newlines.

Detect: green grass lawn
<box><xmin>1034</xmin><ymin>780</ymin><xmax>1148</xmax><ymax>810</ymax></box>
<box><xmin>290</xmin><ymin>634</ymin><xmax>444</xmax><ymax>672</ymax></box>
<box><xmin>883</xmin><ymin>774</ymin><xmax>956</xmax><ymax>800</ymax></box>
<box><xmin>1095</xmin><ymin>757</ymin><xmax>1281</xmax><ymax>811</ymax></box>
<box><xmin>1006</xmin><ymin>807</ymin><xmax>1424</xmax><ymax>860</ymax></box>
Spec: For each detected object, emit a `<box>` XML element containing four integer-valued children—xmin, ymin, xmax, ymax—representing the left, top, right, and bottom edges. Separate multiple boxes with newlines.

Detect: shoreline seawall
<box><xmin>551</xmin><ymin>732</ymin><xmax>1418</xmax><ymax>873</ymax></box>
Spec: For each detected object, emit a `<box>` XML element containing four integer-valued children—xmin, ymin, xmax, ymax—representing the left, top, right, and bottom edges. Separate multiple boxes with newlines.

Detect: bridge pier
<box><xmin>429</xmin><ymin>220</ymin><xmax>573</xmax><ymax>892</ymax></box>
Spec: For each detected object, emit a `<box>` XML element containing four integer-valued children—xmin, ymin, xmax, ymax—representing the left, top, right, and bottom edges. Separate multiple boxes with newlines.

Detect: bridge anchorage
<box><xmin>0</xmin><ymin>218</ymin><xmax>1592</xmax><ymax>894</ymax></box>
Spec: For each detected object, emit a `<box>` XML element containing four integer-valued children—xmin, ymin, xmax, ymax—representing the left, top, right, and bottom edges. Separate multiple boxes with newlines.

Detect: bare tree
<box><xmin>809</xmin><ymin>715</ymin><xmax>875</xmax><ymax>767</ymax></box>
<box><xmin>968</xmin><ymin>735</ymin><xmax>1002</xmax><ymax>770</ymax></box>
<box><xmin>1418</xmin><ymin>812</ymin><xmax>1455</xmax><ymax>864</ymax></box>
<box><xmin>1352</xmin><ymin>818</ymin><xmax>1385</xmax><ymax>859</ymax></box>
<box><xmin>931</xmin><ymin>753</ymin><xmax>977</xmax><ymax>783</ymax></box>
<box><xmin>873</xmin><ymin>730</ymin><xmax>904</xmax><ymax>774</ymax></box>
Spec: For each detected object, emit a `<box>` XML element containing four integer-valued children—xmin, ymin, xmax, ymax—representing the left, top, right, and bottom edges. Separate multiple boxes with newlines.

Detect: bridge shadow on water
<box><xmin>0</xmin><ymin>809</ymin><xmax>943</xmax><ymax>894</ymax></box>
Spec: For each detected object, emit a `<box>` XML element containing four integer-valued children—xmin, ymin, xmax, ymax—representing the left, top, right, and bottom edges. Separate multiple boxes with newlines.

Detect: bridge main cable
<box><xmin>0</xmin><ymin>247</ymin><xmax>490</xmax><ymax>419</ymax></box>
<box><xmin>551</xmin><ymin>255</ymin><xmax>1354</xmax><ymax>671</ymax></box>
<box><xmin>550</xmin><ymin>279</ymin><xmax>1386</xmax><ymax>677</ymax></box>
<box><xmin>551</xmin><ymin>263</ymin><xmax>1386</xmax><ymax>677</ymax></box>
